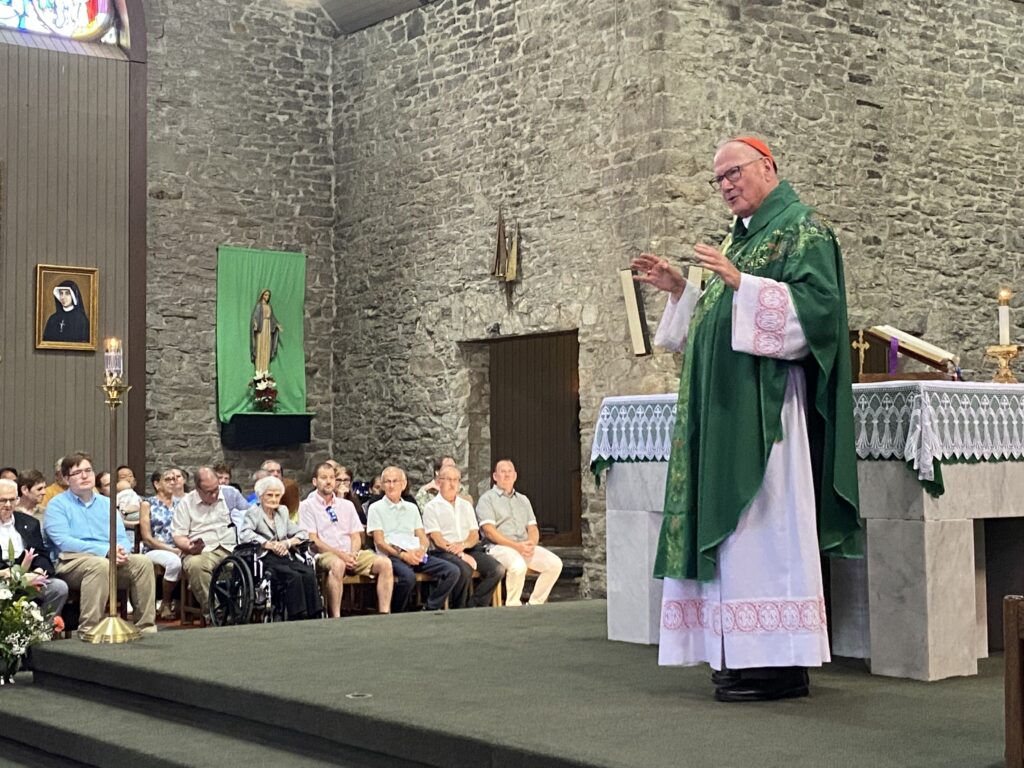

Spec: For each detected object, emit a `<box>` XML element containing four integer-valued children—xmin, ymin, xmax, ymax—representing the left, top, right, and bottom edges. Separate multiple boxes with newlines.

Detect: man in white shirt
<box><xmin>366</xmin><ymin>466</ymin><xmax>460</xmax><ymax>612</ymax></box>
<box><xmin>171</xmin><ymin>466</ymin><xmax>237</xmax><ymax>617</ymax></box>
<box><xmin>0</xmin><ymin>478</ymin><xmax>67</xmax><ymax>617</ymax></box>
<box><xmin>298</xmin><ymin>462</ymin><xmax>393</xmax><ymax>617</ymax></box>
<box><xmin>422</xmin><ymin>465</ymin><xmax>504</xmax><ymax>608</ymax></box>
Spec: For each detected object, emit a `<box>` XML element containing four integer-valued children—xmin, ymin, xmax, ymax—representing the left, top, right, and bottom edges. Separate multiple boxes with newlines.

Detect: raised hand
<box><xmin>630</xmin><ymin>253</ymin><xmax>686</xmax><ymax>298</ymax></box>
<box><xmin>693</xmin><ymin>243</ymin><xmax>741</xmax><ymax>291</ymax></box>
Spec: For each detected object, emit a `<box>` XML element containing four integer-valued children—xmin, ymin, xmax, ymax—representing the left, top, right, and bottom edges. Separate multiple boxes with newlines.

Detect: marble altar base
<box><xmin>605</xmin><ymin>462</ymin><xmax>666</xmax><ymax>644</ymax></box>
<box><xmin>830</xmin><ymin>460</ymin><xmax>1016</xmax><ymax>681</ymax></box>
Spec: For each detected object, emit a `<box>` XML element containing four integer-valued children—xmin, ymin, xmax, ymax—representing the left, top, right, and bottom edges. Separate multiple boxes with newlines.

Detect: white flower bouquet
<box><xmin>249</xmin><ymin>370</ymin><xmax>279</xmax><ymax>412</ymax></box>
<box><xmin>0</xmin><ymin>547</ymin><xmax>57</xmax><ymax>680</ymax></box>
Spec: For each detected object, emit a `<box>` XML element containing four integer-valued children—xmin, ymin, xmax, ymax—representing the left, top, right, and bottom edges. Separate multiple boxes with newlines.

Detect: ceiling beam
<box><xmin>319</xmin><ymin>0</ymin><xmax>436</xmax><ymax>35</ymax></box>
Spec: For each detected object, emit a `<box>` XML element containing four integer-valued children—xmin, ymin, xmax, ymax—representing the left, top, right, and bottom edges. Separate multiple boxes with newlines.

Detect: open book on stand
<box><xmin>852</xmin><ymin>325</ymin><xmax>959</xmax><ymax>382</ymax></box>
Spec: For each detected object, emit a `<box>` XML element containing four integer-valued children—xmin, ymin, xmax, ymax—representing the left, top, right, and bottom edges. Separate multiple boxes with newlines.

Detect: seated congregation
<box><xmin>0</xmin><ymin>452</ymin><xmax>563</xmax><ymax>636</ymax></box>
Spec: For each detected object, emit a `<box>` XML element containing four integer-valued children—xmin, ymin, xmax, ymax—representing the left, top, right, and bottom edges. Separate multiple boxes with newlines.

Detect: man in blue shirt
<box><xmin>44</xmin><ymin>452</ymin><xmax>156</xmax><ymax>636</ymax></box>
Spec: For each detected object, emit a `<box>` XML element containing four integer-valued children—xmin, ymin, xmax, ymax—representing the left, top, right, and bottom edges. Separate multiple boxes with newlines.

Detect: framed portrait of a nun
<box><xmin>35</xmin><ymin>264</ymin><xmax>98</xmax><ymax>351</ymax></box>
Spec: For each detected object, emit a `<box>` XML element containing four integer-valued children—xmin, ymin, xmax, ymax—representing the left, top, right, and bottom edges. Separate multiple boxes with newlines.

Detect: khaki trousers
<box><xmin>57</xmin><ymin>552</ymin><xmax>156</xmax><ymax>634</ymax></box>
<box><xmin>488</xmin><ymin>544</ymin><xmax>563</xmax><ymax>606</ymax></box>
<box><xmin>182</xmin><ymin>547</ymin><xmax>230</xmax><ymax>612</ymax></box>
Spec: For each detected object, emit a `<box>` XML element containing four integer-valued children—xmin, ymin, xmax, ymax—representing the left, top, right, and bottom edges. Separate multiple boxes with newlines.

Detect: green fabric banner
<box><xmin>216</xmin><ymin>247</ymin><xmax>308</xmax><ymax>423</ymax></box>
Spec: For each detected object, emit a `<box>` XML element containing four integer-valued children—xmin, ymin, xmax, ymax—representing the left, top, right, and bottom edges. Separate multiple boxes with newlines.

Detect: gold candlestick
<box><xmin>82</xmin><ymin>362</ymin><xmax>141</xmax><ymax>644</ymax></box>
<box><xmin>985</xmin><ymin>344</ymin><xmax>1019</xmax><ymax>384</ymax></box>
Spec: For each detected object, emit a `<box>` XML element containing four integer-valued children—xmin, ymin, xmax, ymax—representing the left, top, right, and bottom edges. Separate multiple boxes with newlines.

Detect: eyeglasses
<box><xmin>708</xmin><ymin>158</ymin><xmax>764</xmax><ymax>191</ymax></box>
<box><xmin>337</xmin><ymin>477</ymin><xmax>352</xmax><ymax>484</ymax></box>
<box><xmin>0</xmin><ymin>497</ymin><xmax>16</xmax><ymax>506</ymax></box>
<box><xmin>67</xmin><ymin>468</ymin><xmax>94</xmax><ymax>479</ymax></box>
<box><xmin>325</xmin><ymin>505</ymin><xmax>338</xmax><ymax>523</ymax></box>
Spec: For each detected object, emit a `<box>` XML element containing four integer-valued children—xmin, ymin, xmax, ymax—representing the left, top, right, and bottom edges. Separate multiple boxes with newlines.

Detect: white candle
<box><xmin>104</xmin><ymin>338</ymin><xmax>123</xmax><ymax>377</ymax></box>
<box><xmin>999</xmin><ymin>289</ymin><xmax>1012</xmax><ymax>346</ymax></box>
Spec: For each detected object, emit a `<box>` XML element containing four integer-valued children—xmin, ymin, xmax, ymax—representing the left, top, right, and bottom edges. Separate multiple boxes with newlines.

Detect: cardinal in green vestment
<box><xmin>631</xmin><ymin>137</ymin><xmax>862</xmax><ymax>703</ymax></box>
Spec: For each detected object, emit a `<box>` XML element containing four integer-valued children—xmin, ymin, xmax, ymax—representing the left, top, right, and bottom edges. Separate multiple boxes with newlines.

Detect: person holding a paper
<box><xmin>172</xmin><ymin>467</ymin><xmax>238</xmax><ymax>620</ymax></box>
<box><xmin>366</xmin><ymin>466</ymin><xmax>460</xmax><ymax>612</ymax></box>
<box><xmin>631</xmin><ymin>137</ymin><xmax>861</xmax><ymax>702</ymax></box>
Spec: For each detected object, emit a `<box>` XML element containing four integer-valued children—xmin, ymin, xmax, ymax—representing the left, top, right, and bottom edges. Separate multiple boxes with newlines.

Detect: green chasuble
<box><xmin>653</xmin><ymin>181</ymin><xmax>863</xmax><ymax>583</ymax></box>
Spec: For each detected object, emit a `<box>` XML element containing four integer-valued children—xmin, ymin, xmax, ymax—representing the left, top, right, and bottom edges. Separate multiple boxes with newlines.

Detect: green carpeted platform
<box><xmin>6</xmin><ymin>601</ymin><xmax>1005</xmax><ymax>767</ymax></box>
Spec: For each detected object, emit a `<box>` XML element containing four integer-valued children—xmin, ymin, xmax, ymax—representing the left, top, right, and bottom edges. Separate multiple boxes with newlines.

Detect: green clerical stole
<box><xmin>654</xmin><ymin>181</ymin><xmax>862</xmax><ymax>583</ymax></box>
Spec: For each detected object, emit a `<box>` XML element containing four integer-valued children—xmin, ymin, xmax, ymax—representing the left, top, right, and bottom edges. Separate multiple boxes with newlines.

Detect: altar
<box><xmin>592</xmin><ymin>381</ymin><xmax>1024</xmax><ymax>681</ymax></box>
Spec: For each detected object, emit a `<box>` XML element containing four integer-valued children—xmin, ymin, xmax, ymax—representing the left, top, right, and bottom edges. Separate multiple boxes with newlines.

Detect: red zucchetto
<box><xmin>731</xmin><ymin>136</ymin><xmax>777</xmax><ymax>171</ymax></box>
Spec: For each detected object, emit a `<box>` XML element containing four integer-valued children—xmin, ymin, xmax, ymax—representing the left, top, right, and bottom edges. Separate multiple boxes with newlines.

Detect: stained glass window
<box><xmin>0</xmin><ymin>0</ymin><xmax>116</xmax><ymax>42</ymax></box>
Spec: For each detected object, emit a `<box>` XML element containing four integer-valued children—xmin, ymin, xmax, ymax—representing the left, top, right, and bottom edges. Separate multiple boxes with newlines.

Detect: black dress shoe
<box><xmin>711</xmin><ymin>667</ymin><xmax>740</xmax><ymax>687</ymax></box>
<box><xmin>713</xmin><ymin>667</ymin><xmax>809</xmax><ymax>703</ymax></box>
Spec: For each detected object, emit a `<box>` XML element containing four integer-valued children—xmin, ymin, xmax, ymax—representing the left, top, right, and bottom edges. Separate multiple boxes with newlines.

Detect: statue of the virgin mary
<box><xmin>250</xmin><ymin>289</ymin><xmax>282</xmax><ymax>373</ymax></box>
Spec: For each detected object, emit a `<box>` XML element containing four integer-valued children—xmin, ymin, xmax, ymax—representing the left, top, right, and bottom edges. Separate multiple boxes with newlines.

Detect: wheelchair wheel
<box><xmin>208</xmin><ymin>556</ymin><xmax>255</xmax><ymax>626</ymax></box>
<box><xmin>254</xmin><ymin>576</ymin><xmax>276</xmax><ymax>623</ymax></box>
<box><xmin>256</xmin><ymin>574</ymin><xmax>290</xmax><ymax>623</ymax></box>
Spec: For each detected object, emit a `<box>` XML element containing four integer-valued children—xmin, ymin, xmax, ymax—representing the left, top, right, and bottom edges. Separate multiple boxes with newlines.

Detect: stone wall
<box><xmin>331</xmin><ymin>0</ymin><xmax>688</xmax><ymax>596</ymax></box>
<box><xmin>328</xmin><ymin>0</ymin><xmax>1024</xmax><ymax>596</ymax></box>
<box><xmin>654</xmin><ymin>0</ymin><xmax>1024</xmax><ymax>362</ymax></box>
<box><xmin>143</xmin><ymin>0</ymin><xmax>1024</xmax><ymax>593</ymax></box>
<box><xmin>144</xmin><ymin>0</ymin><xmax>338</xmax><ymax>486</ymax></box>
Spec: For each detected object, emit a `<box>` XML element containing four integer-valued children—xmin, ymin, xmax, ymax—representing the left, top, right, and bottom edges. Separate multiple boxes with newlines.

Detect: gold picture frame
<box><xmin>35</xmin><ymin>264</ymin><xmax>99</xmax><ymax>351</ymax></box>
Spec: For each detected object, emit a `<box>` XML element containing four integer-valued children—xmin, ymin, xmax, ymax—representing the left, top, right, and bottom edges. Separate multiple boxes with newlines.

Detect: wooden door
<box><xmin>489</xmin><ymin>331</ymin><xmax>581</xmax><ymax>546</ymax></box>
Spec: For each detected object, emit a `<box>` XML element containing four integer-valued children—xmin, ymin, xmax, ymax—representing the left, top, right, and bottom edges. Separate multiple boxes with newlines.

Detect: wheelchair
<box><xmin>207</xmin><ymin>540</ymin><xmax>322</xmax><ymax>626</ymax></box>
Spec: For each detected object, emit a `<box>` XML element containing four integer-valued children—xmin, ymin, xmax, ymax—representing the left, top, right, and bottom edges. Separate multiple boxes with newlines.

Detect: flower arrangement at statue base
<box><xmin>250</xmin><ymin>370</ymin><xmax>279</xmax><ymax>412</ymax></box>
<box><xmin>0</xmin><ymin>559</ymin><xmax>56</xmax><ymax>685</ymax></box>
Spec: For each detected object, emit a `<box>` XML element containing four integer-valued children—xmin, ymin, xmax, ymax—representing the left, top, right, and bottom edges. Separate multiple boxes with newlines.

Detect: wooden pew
<box><xmin>339</xmin><ymin>570</ymin><xmax>501</xmax><ymax>613</ymax></box>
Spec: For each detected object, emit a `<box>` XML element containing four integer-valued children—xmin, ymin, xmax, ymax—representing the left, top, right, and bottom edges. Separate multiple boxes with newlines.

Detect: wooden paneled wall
<box><xmin>0</xmin><ymin>38</ymin><xmax>130</xmax><ymax>476</ymax></box>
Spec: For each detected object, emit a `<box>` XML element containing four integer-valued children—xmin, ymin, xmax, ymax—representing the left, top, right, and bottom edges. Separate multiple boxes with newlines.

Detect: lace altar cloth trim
<box><xmin>590</xmin><ymin>394</ymin><xmax>678</xmax><ymax>464</ymax></box>
<box><xmin>591</xmin><ymin>383</ymin><xmax>1024</xmax><ymax>481</ymax></box>
<box><xmin>854</xmin><ymin>381</ymin><xmax>1024</xmax><ymax>480</ymax></box>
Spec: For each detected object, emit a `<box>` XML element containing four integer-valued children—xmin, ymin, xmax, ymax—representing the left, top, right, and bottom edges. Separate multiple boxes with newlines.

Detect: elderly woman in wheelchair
<box><xmin>237</xmin><ymin>476</ymin><xmax>322</xmax><ymax>621</ymax></box>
